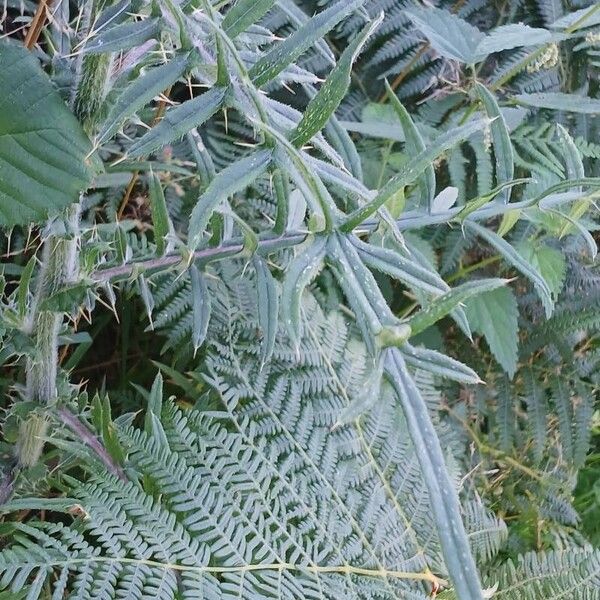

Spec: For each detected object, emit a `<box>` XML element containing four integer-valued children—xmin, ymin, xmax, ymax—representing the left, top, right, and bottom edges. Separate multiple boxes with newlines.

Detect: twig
<box><xmin>56</xmin><ymin>407</ymin><xmax>127</xmax><ymax>481</ymax></box>
<box><xmin>24</xmin><ymin>0</ymin><xmax>53</xmax><ymax>48</ymax></box>
<box><xmin>90</xmin><ymin>232</ymin><xmax>308</xmax><ymax>282</ymax></box>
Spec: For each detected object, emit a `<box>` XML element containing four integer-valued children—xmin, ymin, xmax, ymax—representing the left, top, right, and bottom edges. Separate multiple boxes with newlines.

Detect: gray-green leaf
<box><xmin>129</xmin><ymin>86</ymin><xmax>226</xmax><ymax>158</ymax></box>
<box><xmin>188</xmin><ymin>150</ymin><xmax>272</xmax><ymax>251</ymax></box>
<box><xmin>290</xmin><ymin>14</ymin><xmax>382</xmax><ymax>148</ymax></box>
<box><xmin>464</xmin><ymin>286</ymin><xmax>519</xmax><ymax>377</ymax></box>
<box><xmin>98</xmin><ymin>53</ymin><xmax>190</xmax><ymax>144</ymax></box>
<box><xmin>249</xmin><ymin>0</ymin><xmax>364</xmax><ymax>87</ymax></box>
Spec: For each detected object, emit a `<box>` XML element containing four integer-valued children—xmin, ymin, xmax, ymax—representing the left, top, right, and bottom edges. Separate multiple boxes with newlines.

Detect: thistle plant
<box><xmin>0</xmin><ymin>0</ymin><xmax>599</xmax><ymax>598</ymax></box>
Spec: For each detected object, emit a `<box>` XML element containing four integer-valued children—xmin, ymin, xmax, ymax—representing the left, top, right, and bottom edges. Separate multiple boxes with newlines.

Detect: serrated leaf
<box><xmin>342</xmin><ymin>118</ymin><xmax>485</xmax><ymax>231</ymax></box>
<box><xmin>249</xmin><ymin>0</ymin><xmax>364</xmax><ymax>87</ymax></box>
<box><xmin>222</xmin><ymin>0</ymin><xmax>275</xmax><ymax>38</ymax></box>
<box><xmin>515</xmin><ymin>240</ymin><xmax>566</xmax><ymax>300</ymax></box>
<box><xmin>515</xmin><ymin>93</ymin><xmax>600</xmax><ymax>114</ymax></box>
<box><xmin>0</xmin><ymin>40</ymin><xmax>100</xmax><ymax>227</ymax></box>
<box><xmin>475</xmin><ymin>83</ymin><xmax>514</xmax><ymax>202</ymax></box>
<box><xmin>253</xmin><ymin>256</ymin><xmax>278</xmax><ymax>367</ymax></box>
<box><xmin>464</xmin><ymin>286</ymin><xmax>519</xmax><ymax>377</ymax></box>
<box><xmin>407</xmin><ymin>278</ymin><xmax>507</xmax><ymax>337</ymax></box>
<box><xmin>129</xmin><ymin>86</ymin><xmax>226</xmax><ymax>158</ymax></box>
<box><xmin>188</xmin><ymin>149</ymin><xmax>272</xmax><ymax>251</ymax></box>
<box><xmin>405</xmin><ymin>6</ymin><xmax>484</xmax><ymax>64</ymax></box>
<box><xmin>551</xmin><ymin>6</ymin><xmax>600</xmax><ymax>30</ymax></box>
<box><xmin>466</xmin><ymin>221</ymin><xmax>554</xmax><ymax>317</ymax></box>
<box><xmin>385</xmin><ymin>80</ymin><xmax>435</xmax><ymax>211</ymax></box>
<box><xmin>98</xmin><ymin>53</ymin><xmax>190</xmax><ymax>144</ymax></box>
<box><xmin>476</xmin><ymin>24</ymin><xmax>565</xmax><ymax>56</ymax></box>
<box><xmin>147</xmin><ymin>169</ymin><xmax>171</xmax><ymax>256</ymax></box>
<box><xmin>189</xmin><ymin>265</ymin><xmax>211</xmax><ymax>354</ymax></box>
<box><xmin>83</xmin><ymin>18</ymin><xmax>160</xmax><ymax>54</ymax></box>
<box><xmin>290</xmin><ymin>14</ymin><xmax>382</xmax><ymax>148</ymax></box>
<box><xmin>281</xmin><ymin>236</ymin><xmax>327</xmax><ymax>347</ymax></box>
<box><xmin>407</xmin><ymin>8</ymin><xmax>566</xmax><ymax>63</ymax></box>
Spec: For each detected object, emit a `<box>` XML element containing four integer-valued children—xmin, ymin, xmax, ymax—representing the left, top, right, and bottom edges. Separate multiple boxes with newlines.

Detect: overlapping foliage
<box><xmin>0</xmin><ymin>0</ymin><xmax>598</xmax><ymax>598</ymax></box>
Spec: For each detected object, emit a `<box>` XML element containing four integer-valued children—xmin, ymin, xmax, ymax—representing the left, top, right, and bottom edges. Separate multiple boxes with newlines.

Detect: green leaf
<box><xmin>249</xmin><ymin>0</ymin><xmax>364</xmax><ymax>87</ymax></box>
<box><xmin>189</xmin><ymin>265</ymin><xmax>211</xmax><ymax>354</ymax></box>
<box><xmin>453</xmin><ymin>179</ymin><xmax>530</xmax><ymax>222</ymax></box>
<box><xmin>83</xmin><ymin>18</ymin><xmax>161</xmax><ymax>54</ymax></box>
<box><xmin>385</xmin><ymin>80</ymin><xmax>435</xmax><ymax>211</ymax></box>
<box><xmin>466</xmin><ymin>221</ymin><xmax>554</xmax><ymax>317</ymax></box>
<box><xmin>222</xmin><ymin>0</ymin><xmax>275</xmax><ymax>38</ymax></box>
<box><xmin>515</xmin><ymin>241</ymin><xmax>566</xmax><ymax>300</ymax></box>
<box><xmin>253</xmin><ymin>256</ymin><xmax>278</xmax><ymax>367</ymax></box>
<box><xmin>129</xmin><ymin>87</ymin><xmax>226</xmax><ymax>158</ymax></box>
<box><xmin>16</xmin><ymin>256</ymin><xmax>36</xmax><ymax>318</ymax></box>
<box><xmin>464</xmin><ymin>286</ymin><xmax>519</xmax><ymax>377</ymax></box>
<box><xmin>341</xmin><ymin>118</ymin><xmax>486</xmax><ymax>231</ymax></box>
<box><xmin>0</xmin><ymin>40</ymin><xmax>100</xmax><ymax>227</ymax></box>
<box><xmin>98</xmin><ymin>53</ymin><xmax>190</xmax><ymax>144</ymax></box>
<box><xmin>147</xmin><ymin>169</ymin><xmax>171</xmax><ymax>256</ymax></box>
<box><xmin>515</xmin><ymin>93</ymin><xmax>600</xmax><ymax>114</ymax></box>
<box><xmin>290</xmin><ymin>14</ymin><xmax>382</xmax><ymax>147</ymax></box>
<box><xmin>475</xmin><ymin>83</ymin><xmax>514</xmax><ymax>202</ymax></box>
<box><xmin>407</xmin><ymin>278</ymin><xmax>507</xmax><ymax>337</ymax></box>
<box><xmin>188</xmin><ymin>149</ymin><xmax>272</xmax><ymax>252</ymax></box>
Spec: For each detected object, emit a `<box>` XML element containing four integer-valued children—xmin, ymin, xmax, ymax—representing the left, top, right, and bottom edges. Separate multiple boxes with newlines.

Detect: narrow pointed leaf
<box><xmin>401</xmin><ymin>343</ymin><xmax>482</xmax><ymax>384</ymax></box>
<box><xmin>98</xmin><ymin>53</ymin><xmax>190</xmax><ymax>144</ymax></box>
<box><xmin>249</xmin><ymin>0</ymin><xmax>364</xmax><ymax>87</ymax></box>
<box><xmin>515</xmin><ymin>92</ymin><xmax>600</xmax><ymax>114</ymax></box>
<box><xmin>407</xmin><ymin>278</ymin><xmax>508</xmax><ymax>337</ymax></box>
<box><xmin>385</xmin><ymin>80</ymin><xmax>435</xmax><ymax>211</ymax></box>
<box><xmin>147</xmin><ymin>169</ymin><xmax>171</xmax><ymax>256</ymax></box>
<box><xmin>188</xmin><ymin>150</ymin><xmax>272</xmax><ymax>251</ymax></box>
<box><xmin>350</xmin><ymin>236</ymin><xmax>448</xmax><ymax>296</ymax></box>
<box><xmin>475</xmin><ymin>83</ymin><xmax>514</xmax><ymax>202</ymax></box>
<box><xmin>83</xmin><ymin>18</ymin><xmax>160</xmax><ymax>54</ymax></box>
<box><xmin>385</xmin><ymin>348</ymin><xmax>485</xmax><ymax>600</ymax></box>
<box><xmin>466</xmin><ymin>221</ymin><xmax>554</xmax><ymax>316</ymax></box>
<box><xmin>189</xmin><ymin>265</ymin><xmax>211</xmax><ymax>353</ymax></box>
<box><xmin>290</xmin><ymin>14</ymin><xmax>382</xmax><ymax>148</ymax></box>
<box><xmin>222</xmin><ymin>0</ymin><xmax>275</xmax><ymax>38</ymax></box>
<box><xmin>129</xmin><ymin>87</ymin><xmax>226</xmax><ymax>158</ymax></box>
<box><xmin>281</xmin><ymin>236</ymin><xmax>327</xmax><ymax>346</ymax></box>
<box><xmin>341</xmin><ymin>118</ymin><xmax>486</xmax><ymax>231</ymax></box>
<box><xmin>253</xmin><ymin>256</ymin><xmax>279</xmax><ymax>366</ymax></box>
